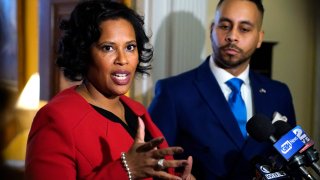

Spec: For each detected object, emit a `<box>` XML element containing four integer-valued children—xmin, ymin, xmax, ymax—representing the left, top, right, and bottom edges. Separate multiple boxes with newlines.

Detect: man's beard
<box><xmin>214</xmin><ymin>43</ymin><xmax>251</xmax><ymax>69</ymax></box>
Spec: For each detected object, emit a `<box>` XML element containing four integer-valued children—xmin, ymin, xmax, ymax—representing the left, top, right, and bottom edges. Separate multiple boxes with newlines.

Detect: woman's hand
<box><xmin>181</xmin><ymin>156</ymin><xmax>196</xmax><ymax>180</ymax></box>
<box><xmin>125</xmin><ymin>117</ymin><xmax>189</xmax><ymax>180</ymax></box>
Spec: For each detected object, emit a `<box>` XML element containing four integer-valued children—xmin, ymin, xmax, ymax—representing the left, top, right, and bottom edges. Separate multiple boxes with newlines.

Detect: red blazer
<box><xmin>26</xmin><ymin>86</ymin><xmax>173</xmax><ymax>180</ymax></box>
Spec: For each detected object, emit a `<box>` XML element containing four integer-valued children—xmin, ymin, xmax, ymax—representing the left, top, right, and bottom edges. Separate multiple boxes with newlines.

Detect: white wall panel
<box><xmin>133</xmin><ymin>0</ymin><xmax>208</xmax><ymax>106</ymax></box>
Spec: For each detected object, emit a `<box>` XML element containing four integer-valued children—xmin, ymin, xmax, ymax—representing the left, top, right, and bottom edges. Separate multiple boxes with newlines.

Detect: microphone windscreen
<box><xmin>246</xmin><ymin>114</ymin><xmax>275</xmax><ymax>142</ymax></box>
<box><xmin>273</xmin><ymin>121</ymin><xmax>292</xmax><ymax>139</ymax></box>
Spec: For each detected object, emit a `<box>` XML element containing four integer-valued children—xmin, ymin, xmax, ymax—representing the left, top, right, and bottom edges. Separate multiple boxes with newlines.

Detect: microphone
<box><xmin>246</xmin><ymin>114</ymin><xmax>316</xmax><ymax>180</ymax></box>
<box><xmin>246</xmin><ymin>115</ymin><xmax>289</xmax><ymax>179</ymax></box>
<box><xmin>246</xmin><ymin>114</ymin><xmax>277</xmax><ymax>143</ymax></box>
<box><xmin>273</xmin><ymin>121</ymin><xmax>320</xmax><ymax>176</ymax></box>
<box><xmin>251</xmin><ymin>155</ymin><xmax>289</xmax><ymax>180</ymax></box>
<box><xmin>272</xmin><ymin>121</ymin><xmax>291</xmax><ymax>140</ymax></box>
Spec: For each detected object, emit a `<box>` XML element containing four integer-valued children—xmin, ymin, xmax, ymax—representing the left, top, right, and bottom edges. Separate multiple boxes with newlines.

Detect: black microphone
<box><xmin>251</xmin><ymin>155</ymin><xmax>289</xmax><ymax>180</ymax></box>
<box><xmin>273</xmin><ymin>121</ymin><xmax>320</xmax><ymax>176</ymax></box>
<box><xmin>246</xmin><ymin>114</ymin><xmax>316</xmax><ymax>180</ymax></box>
<box><xmin>272</xmin><ymin>121</ymin><xmax>292</xmax><ymax>139</ymax></box>
<box><xmin>247</xmin><ymin>115</ymin><xmax>290</xmax><ymax>179</ymax></box>
<box><xmin>246</xmin><ymin>114</ymin><xmax>277</xmax><ymax>143</ymax></box>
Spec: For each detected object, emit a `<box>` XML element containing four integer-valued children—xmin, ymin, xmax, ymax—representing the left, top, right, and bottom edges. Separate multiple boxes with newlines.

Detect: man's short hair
<box><xmin>216</xmin><ymin>0</ymin><xmax>264</xmax><ymax>17</ymax></box>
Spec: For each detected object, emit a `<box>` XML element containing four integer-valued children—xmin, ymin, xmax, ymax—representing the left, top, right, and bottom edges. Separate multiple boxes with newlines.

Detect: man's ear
<box><xmin>257</xmin><ymin>30</ymin><xmax>264</xmax><ymax>48</ymax></box>
<box><xmin>210</xmin><ymin>21</ymin><xmax>215</xmax><ymax>42</ymax></box>
<box><xmin>210</xmin><ymin>21</ymin><xmax>215</xmax><ymax>35</ymax></box>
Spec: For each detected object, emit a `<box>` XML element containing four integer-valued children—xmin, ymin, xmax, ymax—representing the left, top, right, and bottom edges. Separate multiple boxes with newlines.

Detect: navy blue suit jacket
<box><xmin>148</xmin><ymin>57</ymin><xmax>296</xmax><ymax>179</ymax></box>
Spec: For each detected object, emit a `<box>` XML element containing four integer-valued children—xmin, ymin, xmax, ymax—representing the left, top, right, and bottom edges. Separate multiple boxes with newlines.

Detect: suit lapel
<box><xmin>249</xmin><ymin>72</ymin><xmax>269</xmax><ymax>115</ymax></box>
<box><xmin>194</xmin><ymin>58</ymin><xmax>246</xmax><ymax>149</ymax></box>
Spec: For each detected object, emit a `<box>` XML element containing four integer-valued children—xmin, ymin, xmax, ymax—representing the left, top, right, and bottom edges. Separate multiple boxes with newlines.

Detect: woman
<box><xmin>25</xmin><ymin>1</ymin><xmax>194</xmax><ymax>179</ymax></box>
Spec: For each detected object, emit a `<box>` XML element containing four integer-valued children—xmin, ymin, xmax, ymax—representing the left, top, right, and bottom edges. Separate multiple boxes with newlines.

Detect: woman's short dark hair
<box><xmin>57</xmin><ymin>0</ymin><xmax>153</xmax><ymax>81</ymax></box>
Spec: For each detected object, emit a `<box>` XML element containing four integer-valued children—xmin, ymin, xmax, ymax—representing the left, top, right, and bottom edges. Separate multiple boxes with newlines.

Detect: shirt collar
<box><xmin>209</xmin><ymin>55</ymin><xmax>250</xmax><ymax>85</ymax></box>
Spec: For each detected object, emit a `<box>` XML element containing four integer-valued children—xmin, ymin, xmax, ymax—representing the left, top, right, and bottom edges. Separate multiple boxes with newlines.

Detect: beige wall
<box><xmin>206</xmin><ymin>0</ymin><xmax>316</xmax><ymax>135</ymax></box>
<box><xmin>263</xmin><ymin>0</ymin><xmax>315</xmax><ymax>135</ymax></box>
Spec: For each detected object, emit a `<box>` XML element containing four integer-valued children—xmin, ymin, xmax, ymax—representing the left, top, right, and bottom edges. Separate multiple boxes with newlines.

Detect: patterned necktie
<box><xmin>226</xmin><ymin>78</ymin><xmax>247</xmax><ymax>138</ymax></box>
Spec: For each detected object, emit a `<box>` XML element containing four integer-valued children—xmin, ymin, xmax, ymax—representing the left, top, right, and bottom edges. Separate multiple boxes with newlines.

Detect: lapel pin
<box><xmin>259</xmin><ymin>88</ymin><xmax>266</xmax><ymax>93</ymax></box>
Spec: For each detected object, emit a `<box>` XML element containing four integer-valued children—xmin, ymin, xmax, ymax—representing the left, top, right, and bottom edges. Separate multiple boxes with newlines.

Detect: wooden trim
<box><xmin>17</xmin><ymin>0</ymin><xmax>26</xmax><ymax>92</ymax></box>
<box><xmin>39</xmin><ymin>0</ymin><xmax>51</xmax><ymax>100</ymax></box>
<box><xmin>39</xmin><ymin>0</ymin><xmax>78</xmax><ymax>100</ymax></box>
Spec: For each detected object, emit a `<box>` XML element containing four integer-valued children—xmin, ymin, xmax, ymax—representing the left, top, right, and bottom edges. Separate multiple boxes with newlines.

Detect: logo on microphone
<box><xmin>292</xmin><ymin>126</ymin><xmax>310</xmax><ymax>144</ymax></box>
<box><xmin>256</xmin><ymin>163</ymin><xmax>289</xmax><ymax>179</ymax></box>
<box><xmin>273</xmin><ymin>130</ymin><xmax>304</xmax><ymax>160</ymax></box>
<box><xmin>280</xmin><ymin>140</ymin><xmax>292</xmax><ymax>154</ymax></box>
<box><xmin>259</xmin><ymin>165</ymin><xmax>271</xmax><ymax>173</ymax></box>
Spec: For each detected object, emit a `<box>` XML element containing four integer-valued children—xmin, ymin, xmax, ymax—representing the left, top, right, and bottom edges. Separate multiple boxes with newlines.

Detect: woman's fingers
<box><xmin>135</xmin><ymin>118</ymin><xmax>165</xmax><ymax>152</ymax></box>
<box><xmin>131</xmin><ymin>117</ymin><xmax>193</xmax><ymax>179</ymax></box>
<box><xmin>135</xmin><ymin>117</ymin><xmax>145</xmax><ymax>143</ymax></box>
<box><xmin>136</xmin><ymin>137</ymin><xmax>164</xmax><ymax>152</ymax></box>
<box><xmin>136</xmin><ymin>145</ymin><xmax>184</xmax><ymax>160</ymax></box>
<box><xmin>181</xmin><ymin>156</ymin><xmax>194</xmax><ymax>180</ymax></box>
<box><xmin>152</xmin><ymin>146</ymin><xmax>184</xmax><ymax>158</ymax></box>
<box><xmin>151</xmin><ymin>170</ymin><xmax>182</xmax><ymax>180</ymax></box>
<box><xmin>155</xmin><ymin>159</ymin><xmax>188</xmax><ymax>170</ymax></box>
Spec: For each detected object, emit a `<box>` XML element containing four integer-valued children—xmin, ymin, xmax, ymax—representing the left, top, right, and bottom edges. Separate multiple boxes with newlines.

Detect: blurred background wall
<box><xmin>0</xmin><ymin>0</ymin><xmax>38</xmax><ymax>178</ymax></box>
<box><xmin>0</xmin><ymin>0</ymin><xmax>319</xmax><ymax>179</ymax></box>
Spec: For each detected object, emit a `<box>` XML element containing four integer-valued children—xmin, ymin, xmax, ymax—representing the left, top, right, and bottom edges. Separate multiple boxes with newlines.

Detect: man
<box><xmin>149</xmin><ymin>0</ymin><xmax>296</xmax><ymax>179</ymax></box>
